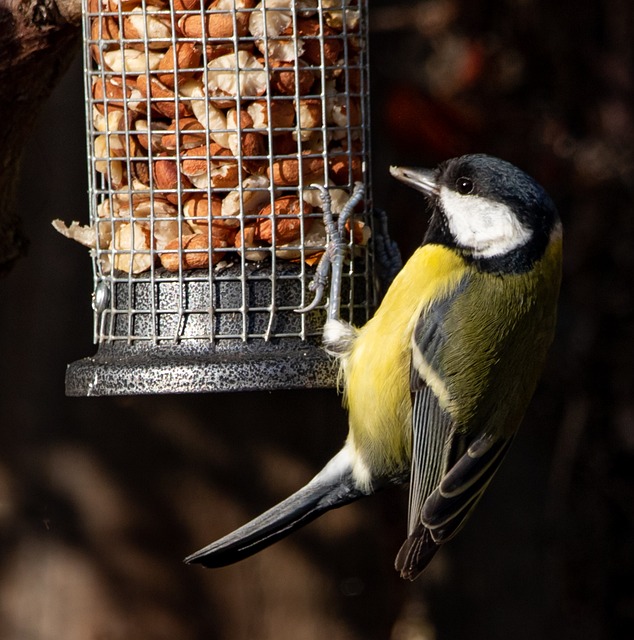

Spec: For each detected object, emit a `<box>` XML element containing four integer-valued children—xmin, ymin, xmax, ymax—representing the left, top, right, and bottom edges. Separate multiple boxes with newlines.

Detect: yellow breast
<box><xmin>342</xmin><ymin>244</ymin><xmax>468</xmax><ymax>479</ymax></box>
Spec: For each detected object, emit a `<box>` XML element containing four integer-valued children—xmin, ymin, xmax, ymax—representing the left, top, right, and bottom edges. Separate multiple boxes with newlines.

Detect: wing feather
<box><xmin>422</xmin><ymin>434</ymin><xmax>514</xmax><ymax>541</ymax></box>
<box><xmin>406</xmin><ymin>386</ymin><xmax>454</xmax><ymax>535</ymax></box>
<box><xmin>396</xmin><ymin>276</ymin><xmax>515</xmax><ymax>579</ymax></box>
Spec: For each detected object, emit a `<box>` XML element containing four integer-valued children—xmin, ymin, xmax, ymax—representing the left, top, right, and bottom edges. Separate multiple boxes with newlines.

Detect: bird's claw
<box><xmin>373</xmin><ymin>208</ymin><xmax>402</xmax><ymax>295</ymax></box>
<box><xmin>294</xmin><ymin>182</ymin><xmax>365</xmax><ymax>320</ymax></box>
<box><xmin>295</xmin><ymin>272</ymin><xmax>327</xmax><ymax>314</ymax></box>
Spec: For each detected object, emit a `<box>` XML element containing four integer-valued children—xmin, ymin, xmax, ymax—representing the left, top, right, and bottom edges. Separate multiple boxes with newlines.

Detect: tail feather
<box><xmin>394</xmin><ymin>527</ymin><xmax>439</xmax><ymax>580</ymax></box>
<box><xmin>185</xmin><ymin>449</ymin><xmax>369</xmax><ymax>568</ymax></box>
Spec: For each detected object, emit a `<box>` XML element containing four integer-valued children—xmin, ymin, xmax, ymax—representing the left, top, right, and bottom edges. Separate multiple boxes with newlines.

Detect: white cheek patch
<box><xmin>439</xmin><ymin>187</ymin><xmax>532</xmax><ymax>258</ymax></box>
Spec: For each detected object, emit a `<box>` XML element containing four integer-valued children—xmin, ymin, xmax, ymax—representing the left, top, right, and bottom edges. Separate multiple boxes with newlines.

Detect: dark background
<box><xmin>1</xmin><ymin>0</ymin><xmax>633</xmax><ymax>638</ymax></box>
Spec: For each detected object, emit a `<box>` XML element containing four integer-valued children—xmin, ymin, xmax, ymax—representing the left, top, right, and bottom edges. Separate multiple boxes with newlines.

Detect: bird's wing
<box><xmin>421</xmin><ymin>433</ymin><xmax>514</xmax><ymax>543</ymax></box>
<box><xmin>396</xmin><ymin>282</ymin><xmax>514</xmax><ymax>580</ymax></box>
<box><xmin>395</xmin><ymin>383</ymin><xmax>456</xmax><ymax>579</ymax></box>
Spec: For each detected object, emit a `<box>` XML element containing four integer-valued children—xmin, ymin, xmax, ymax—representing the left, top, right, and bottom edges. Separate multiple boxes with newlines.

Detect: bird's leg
<box><xmin>294</xmin><ymin>186</ymin><xmax>333</xmax><ymax>315</ymax></box>
<box><xmin>328</xmin><ymin>182</ymin><xmax>364</xmax><ymax>320</ymax></box>
<box><xmin>295</xmin><ymin>182</ymin><xmax>364</xmax><ymax>320</ymax></box>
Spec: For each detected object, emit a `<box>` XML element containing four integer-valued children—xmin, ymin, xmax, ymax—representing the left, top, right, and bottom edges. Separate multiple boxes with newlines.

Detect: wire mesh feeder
<box><xmin>62</xmin><ymin>0</ymin><xmax>375</xmax><ymax>395</ymax></box>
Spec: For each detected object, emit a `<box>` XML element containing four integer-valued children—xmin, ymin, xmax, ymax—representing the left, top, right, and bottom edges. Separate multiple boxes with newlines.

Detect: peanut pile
<box><xmin>54</xmin><ymin>0</ymin><xmax>369</xmax><ymax>274</ymax></box>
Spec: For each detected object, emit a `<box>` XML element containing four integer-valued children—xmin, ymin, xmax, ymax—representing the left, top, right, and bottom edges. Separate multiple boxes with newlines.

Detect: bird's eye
<box><xmin>456</xmin><ymin>177</ymin><xmax>474</xmax><ymax>195</ymax></box>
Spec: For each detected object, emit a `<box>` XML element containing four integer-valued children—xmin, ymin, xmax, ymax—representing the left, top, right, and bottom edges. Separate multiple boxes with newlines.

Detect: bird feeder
<box><xmin>61</xmin><ymin>0</ymin><xmax>375</xmax><ymax>395</ymax></box>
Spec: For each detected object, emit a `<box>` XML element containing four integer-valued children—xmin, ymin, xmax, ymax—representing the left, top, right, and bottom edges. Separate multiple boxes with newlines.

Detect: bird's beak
<box><xmin>390</xmin><ymin>166</ymin><xmax>439</xmax><ymax>197</ymax></box>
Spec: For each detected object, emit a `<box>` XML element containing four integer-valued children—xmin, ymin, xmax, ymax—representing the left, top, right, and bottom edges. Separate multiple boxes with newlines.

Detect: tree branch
<box><xmin>0</xmin><ymin>0</ymin><xmax>81</xmax><ymax>275</ymax></box>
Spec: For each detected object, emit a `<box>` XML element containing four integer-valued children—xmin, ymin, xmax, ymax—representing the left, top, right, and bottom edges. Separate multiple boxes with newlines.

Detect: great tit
<box><xmin>186</xmin><ymin>154</ymin><xmax>563</xmax><ymax>579</ymax></box>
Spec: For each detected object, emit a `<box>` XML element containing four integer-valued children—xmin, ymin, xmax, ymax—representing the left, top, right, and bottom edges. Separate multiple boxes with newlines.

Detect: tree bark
<box><xmin>0</xmin><ymin>0</ymin><xmax>81</xmax><ymax>275</ymax></box>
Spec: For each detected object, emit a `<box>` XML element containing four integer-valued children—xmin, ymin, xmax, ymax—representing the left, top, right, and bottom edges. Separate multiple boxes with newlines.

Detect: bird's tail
<box><xmin>185</xmin><ymin>448</ymin><xmax>369</xmax><ymax>568</ymax></box>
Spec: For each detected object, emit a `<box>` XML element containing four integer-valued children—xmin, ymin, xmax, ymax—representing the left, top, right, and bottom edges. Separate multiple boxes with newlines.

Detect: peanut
<box><xmin>160</xmin><ymin>233</ymin><xmax>228</xmax><ymax>271</ymax></box>
<box><xmin>256</xmin><ymin>195</ymin><xmax>313</xmax><ymax>244</ymax></box>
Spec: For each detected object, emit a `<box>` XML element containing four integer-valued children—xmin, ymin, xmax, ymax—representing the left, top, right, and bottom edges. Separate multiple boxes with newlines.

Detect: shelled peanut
<box><xmin>55</xmin><ymin>0</ymin><xmax>368</xmax><ymax>273</ymax></box>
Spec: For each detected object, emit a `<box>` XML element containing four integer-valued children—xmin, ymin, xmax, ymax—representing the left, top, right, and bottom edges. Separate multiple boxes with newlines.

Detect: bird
<box><xmin>185</xmin><ymin>154</ymin><xmax>563</xmax><ymax>579</ymax></box>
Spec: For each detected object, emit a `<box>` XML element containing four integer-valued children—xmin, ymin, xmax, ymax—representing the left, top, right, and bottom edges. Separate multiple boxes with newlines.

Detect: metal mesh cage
<box><xmin>65</xmin><ymin>0</ymin><xmax>375</xmax><ymax>395</ymax></box>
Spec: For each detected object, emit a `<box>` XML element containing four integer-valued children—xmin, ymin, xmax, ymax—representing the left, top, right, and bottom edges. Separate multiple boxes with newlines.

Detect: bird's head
<box><xmin>391</xmin><ymin>154</ymin><xmax>561</xmax><ymax>273</ymax></box>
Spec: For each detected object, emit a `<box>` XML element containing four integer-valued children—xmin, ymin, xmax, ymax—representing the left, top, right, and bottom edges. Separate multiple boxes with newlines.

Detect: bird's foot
<box><xmin>373</xmin><ymin>208</ymin><xmax>402</xmax><ymax>297</ymax></box>
<box><xmin>295</xmin><ymin>182</ymin><xmax>365</xmax><ymax>320</ymax></box>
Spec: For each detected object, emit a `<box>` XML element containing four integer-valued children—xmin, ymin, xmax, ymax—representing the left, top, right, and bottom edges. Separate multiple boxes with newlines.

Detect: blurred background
<box><xmin>1</xmin><ymin>0</ymin><xmax>633</xmax><ymax>638</ymax></box>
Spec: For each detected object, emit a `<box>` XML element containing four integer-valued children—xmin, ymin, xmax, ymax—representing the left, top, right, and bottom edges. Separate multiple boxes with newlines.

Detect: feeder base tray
<box><xmin>65</xmin><ymin>340</ymin><xmax>337</xmax><ymax>396</ymax></box>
